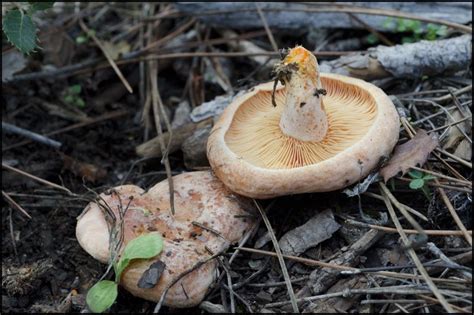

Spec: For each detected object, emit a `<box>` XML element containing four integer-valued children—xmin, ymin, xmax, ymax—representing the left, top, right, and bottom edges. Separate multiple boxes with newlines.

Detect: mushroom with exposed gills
<box><xmin>76</xmin><ymin>171</ymin><xmax>255</xmax><ymax>308</ymax></box>
<box><xmin>207</xmin><ymin>45</ymin><xmax>400</xmax><ymax>199</ymax></box>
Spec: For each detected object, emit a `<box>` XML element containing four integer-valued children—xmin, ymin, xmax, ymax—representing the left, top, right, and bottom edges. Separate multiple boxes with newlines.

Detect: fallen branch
<box><xmin>2</xmin><ymin>122</ymin><xmax>62</xmax><ymax>149</ymax></box>
<box><xmin>174</xmin><ymin>2</ymin><xmax>472</xmax><ymax>33</ymax></box>
<box><xmin>2</xmin><ymin>109</ymin><xmax>128</xmax><ymax>151</ymax></box>
<box><xmin>135</xmin><ymin>118</ymin><xmax>212</xmax><ymax>158</ymax></box>
<box><xmin>320</xmin><ymin>35</ymin><xmax>472</xmax><ymax>80</ymax></box>
<box><xmin>305</xmin><ymin>228</ymin><xmax>384</xmax><ymax>296</ymax></box>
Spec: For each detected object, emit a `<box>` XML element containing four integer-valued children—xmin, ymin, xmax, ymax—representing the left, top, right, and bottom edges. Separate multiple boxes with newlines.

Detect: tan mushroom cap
<box><xmin>207</xmin><ymin>47</ymin><xmax>399</xmax><ymax>199</ymax></box>
<box><xmin>76</xmin><ymin>171</ymin><xmax>254</xmax><ymax>308</ymax></box>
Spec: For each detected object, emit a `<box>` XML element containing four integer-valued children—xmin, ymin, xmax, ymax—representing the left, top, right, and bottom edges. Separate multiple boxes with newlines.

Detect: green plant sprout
<box><xmin>408</xmin><ymin>170</ymin><xmax>437</xmax><ymax>199</ymax></box>
<box><xmin>381</xmin><ymin>17</ymin><xmax>448</xmax><ymax>44</ymax></box>
<box><xmin>86</xmin><ymin>232</ymin><xmax>164</xmax><ymax>313</ymax></box>
<box><xmin>62</xmin><ymin>84</ymin><xmax>86</xmax><ymax>108</ymax></box>
<box><xmin>76</xmin><ymin>29</ymin><xmax>96</xmax><ymax>45</ymax></box>
<box><xmin>2</xmin><ymin>2</ymin><xmax>55</xmax><ymax>54</ymax></box>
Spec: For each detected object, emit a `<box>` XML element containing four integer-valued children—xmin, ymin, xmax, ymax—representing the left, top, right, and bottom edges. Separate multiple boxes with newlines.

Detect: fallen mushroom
<box><xmin>207</xmin><ymin>46</ymin><xmax>400</xmax><ymax>198</ymax></box>
<box><xmin>76</xmin><ymin>171</ymin><xmax>254</xmax><ymax>308</ymax></box>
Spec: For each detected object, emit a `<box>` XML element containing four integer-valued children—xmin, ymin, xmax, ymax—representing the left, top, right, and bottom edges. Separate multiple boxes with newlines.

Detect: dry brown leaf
<box><xmin>38</xmin><ymin>26</ymin><xmax>75</xmax><ymax>67</ymax></box>
<box><xmin>380</xmin><ymin>129</ymin><xmax>439</xmax><ymax>182</ymax></box>
<box><xmin>443</xmin><ymin>108</ymin><xmax>472</xmax><ymax>150</ymax></box>
<box><xmin>62</xmin><ymin>154</ymin><xmax>107</xmax><ymax>183</ymax></box>
<box><xmin>102</xmin><ymin>40</ymin><xmax>131</xmax><ymax>61</ymax></box>
<box><xmin>453</xmin><ymin>138</ymin><xmax>472</xmax><ymax>161</ymax></box>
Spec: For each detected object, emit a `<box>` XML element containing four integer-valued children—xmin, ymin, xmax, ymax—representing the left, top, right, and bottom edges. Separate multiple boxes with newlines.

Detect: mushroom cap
<box><xmin>207</xmin><ymin>73</ymin><xmax>400</xmax><ymax>199</ymax></box>
<box><xmin>76</xmin><ymin>171</ymin><xmax>254</xmax><ymax>308</ymax></box>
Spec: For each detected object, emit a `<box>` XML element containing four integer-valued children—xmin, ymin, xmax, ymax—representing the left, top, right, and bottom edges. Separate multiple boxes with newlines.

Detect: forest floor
<box><xmin>2</xmin><ymin>3</ymin><xmax>472</xmax><ymax>314</ymax></box>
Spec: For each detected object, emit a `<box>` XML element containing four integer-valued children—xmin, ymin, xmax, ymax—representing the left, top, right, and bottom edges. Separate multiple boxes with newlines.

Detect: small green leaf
<box><xmin>409</xmin><ymin>178</ymin><xmax>425</xmax><ymax>190</ymax></box>
<box><xmin>115</xmin><ymin>232</ymin><xmax>164</xmax><ymax>281</ymax></box>
<box><xmin>413</xmin><ymin>27</ymin><xmax>423</xmax><ymax>35</ymax></box>
<box><xmin>69</xmin><ymin>84</ymin><xmax>82</xmax><ymax>94</ymax></box>
<box><xmin>425</xmin><ymin>31</ymin><xmax>437</xmax><ymax>41</ymax></box>
<box><xmin>86</xmin><ymin>280</ymin><xmax>118</xmax><ymax>313</ymax></box>
<box><xmin>75</xmin><ymin>98</ymin><xmax>86</xmax><ymax>108</ymax></box>
<box><xmin>76</xmin><ymin>35</ymin><xmax>88</xmax><ymax>44</ymax></box>
<box><xmin>408</xmin><ymin>170</ymin><xmax>423</xmax><ymax>179</ymax></box>
<box><xmin>63</xmin><ymin>94</ymin><xmax>74</xmax><ymax>104</ymax></box>
<box><xmin>422</xmin><ymin>174</ymin><xmax>437</xmax><ymax>180</ymax></box>
<box><xmin>121</xmin><ymin>232</ymin><xmax>164</xmax><ymax>262</ymax></box>
<box><xmin>382</xmin><ymin>17</ymin><xmax>393</xmax><ymax>30</ymax></box>
<box><xmin>366</xmin><ymin>34</ymin><xmax>379</xmax><ymax>45</ymax></box>
<box><xmin>397</xmin><ymin>18</ymin><xmax>407</xmax><ymax>32</ymax></box>
<box><xmin>412</xmin><ymin>21</ymin><xmax>422</xmax><ymax>33</ymax></box>
<box><xmin>436</xmin><ymin>26</ymin><xmax>448</xmax><ymax>37</ymax></box>
<box><xmin>402</xmin><ymin>37</ymin><xmax>414</xmax><ymax>44</ymax></box>
<box><xmin>426</xmin><ymin>23</ymin><xmax>437</xmax><ymax>31</ymax></box>
<box><xmin>87</xmin><ymin>29</ymin><xmax>96</xmax><ymax>37</ymax></box>
<box><xmin>2</xmin><ymin>9</ymin><xmax>37</xmax><ymax>54</ymax></box>
<box><xmin>404</xmin><ymin>20</ymin><xmax>415</xmax><ymax>30</ymax></box>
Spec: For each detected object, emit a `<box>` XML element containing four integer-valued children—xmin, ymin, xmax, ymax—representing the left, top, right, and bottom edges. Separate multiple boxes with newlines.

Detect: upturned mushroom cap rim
<box><xmin>207</xmin><ymin>73</ymin><xmax>400</xmax><ymax>198</ymax></box>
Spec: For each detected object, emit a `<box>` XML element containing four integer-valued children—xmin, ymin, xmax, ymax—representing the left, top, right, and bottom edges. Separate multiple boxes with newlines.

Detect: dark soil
<box><xmin>2</xmin><ymin>3</ymin><xmax>472</xmax><ymax>314</ymax></box>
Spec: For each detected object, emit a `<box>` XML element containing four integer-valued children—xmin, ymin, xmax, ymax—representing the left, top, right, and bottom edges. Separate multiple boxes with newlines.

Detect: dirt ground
<box><xmin>2</xmin><ymin>2</ymin><xmax>472</xmax><ymax>314</ymax></box>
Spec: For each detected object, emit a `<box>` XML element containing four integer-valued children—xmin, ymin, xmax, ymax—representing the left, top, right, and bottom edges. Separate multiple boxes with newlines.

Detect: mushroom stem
<box><xmin>277</xmin><ymin>46</ymin><xmax>328</xmax><ymax>142</ymax></box>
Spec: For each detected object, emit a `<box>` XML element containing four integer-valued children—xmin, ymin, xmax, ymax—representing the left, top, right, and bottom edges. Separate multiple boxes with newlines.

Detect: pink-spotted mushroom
<box><xmin>207</xmin><ymin>46</ymin><xmax>400</xmax><ymax>198</ymax></box>
<box><xmin>76</xmin><ymin>171</ymin><xmax>254</xmax><ymax>308</ymax></box>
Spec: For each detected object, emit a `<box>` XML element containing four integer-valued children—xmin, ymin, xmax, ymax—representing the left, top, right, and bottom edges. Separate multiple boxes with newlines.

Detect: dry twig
<box><xmin>2</xmin><ymin>190</ymin><xmax>32</xmax><ymax>219</ymax></box>
<box><xmin>79</xmin><ymin>19</ymin><xmax>133</xmax><ymax>93</ymax></box>
<box><xmin>379</xmin><ymin>182</ymin><xmax>455</xmax><ymax>313</ymax></box>
<box><xmin>254</xmin><ymin>3</ymin><xmax>279</xmax><ymax>52</ymax></box>
<box><xmin>148</xmin><ymin>60</ymin><xmax>175</xmax><ymax>215</ymax></box>
<box><xmin>235</xmin><ymin>247</ymin><xmax>470</xmax><ymax>284</ymax></box>
<box><xmin>2</xmin><ymin>163</ymin><xmax>72</xmax><ymax>195</ymax></box>
<box><xmin>254</xmin><ymin>200</ymin><xmax>299</xmax><ymax>313</ymax></box>
<box><xmin>344</xmin><ymin>218</ymin><xmax>472</xmax><ymax>236</ymax></box>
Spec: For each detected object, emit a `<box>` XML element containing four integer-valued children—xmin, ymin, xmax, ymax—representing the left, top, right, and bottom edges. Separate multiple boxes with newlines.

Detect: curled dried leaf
<box><xmin>380</xmin><ymin>129</ymin><xmax>438</xmax><ymax>182</ymax></box>
<box><xmin>137</xmin><ymin>260</ymin><xmax>166</xmax><ymax>289</ymax></box>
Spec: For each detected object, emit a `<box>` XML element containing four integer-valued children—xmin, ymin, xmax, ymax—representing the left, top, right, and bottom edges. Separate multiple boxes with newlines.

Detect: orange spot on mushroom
<box><xmin>188</xmin><ymin>189</ymin><xmax>202</xmax><ymax>202</ymax></box>
<box><xmin>76</xmin><ymin>171</ymin><xmax>256</xmax><ymax>307</ymax></box>
<box><xmin>284</xmin><ymin>46</ymin><xmax>310</xmax><ymax>66</ymax></box>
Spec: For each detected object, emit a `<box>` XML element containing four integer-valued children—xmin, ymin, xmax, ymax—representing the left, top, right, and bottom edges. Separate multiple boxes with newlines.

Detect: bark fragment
<box><xmin>279</xmin><ymin>209</ymin><xmax>340</xmax><ymax>257</ymax></box>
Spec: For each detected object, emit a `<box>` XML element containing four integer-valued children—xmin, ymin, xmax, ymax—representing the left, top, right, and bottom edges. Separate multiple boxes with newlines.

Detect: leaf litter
<box><xmin>1</xmin><ymin>2</ymin><xmax>472</xmax><ymax>313</ymax></box>
<box><xmin>380</xmin><ymin>129</ymin><xmax>439</xmax><ymax>182</ymax></box>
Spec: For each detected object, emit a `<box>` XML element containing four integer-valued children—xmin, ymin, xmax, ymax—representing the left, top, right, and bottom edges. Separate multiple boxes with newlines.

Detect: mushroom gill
<box><xmin>224</xmin><ymin>77</ymin><xmax>377</xmax><ymax>169</ymax></box>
